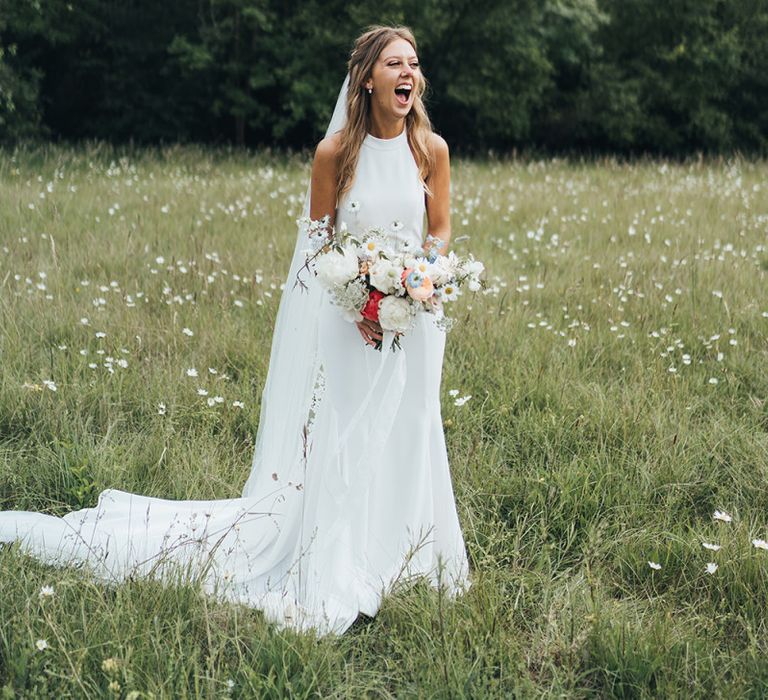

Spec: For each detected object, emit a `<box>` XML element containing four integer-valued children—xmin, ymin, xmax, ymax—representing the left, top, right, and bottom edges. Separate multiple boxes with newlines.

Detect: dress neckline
<box><xmin>363</xmin><ymin>128</ymin><xmax>407</xmax><ymax>151</ymax></box>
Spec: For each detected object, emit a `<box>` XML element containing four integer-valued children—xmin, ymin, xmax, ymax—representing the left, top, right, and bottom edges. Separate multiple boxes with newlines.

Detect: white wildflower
<box><xmin>438</xmin><ymin>283</ymin><xmax>461</xmax><ymax>302</ymax></box>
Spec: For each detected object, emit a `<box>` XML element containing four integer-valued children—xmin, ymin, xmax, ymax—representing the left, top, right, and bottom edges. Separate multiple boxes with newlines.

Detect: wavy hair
<box><xmin>335</xmin><ymin>25</ymin><xmax>435</xmax><ymax>204</ymax></box>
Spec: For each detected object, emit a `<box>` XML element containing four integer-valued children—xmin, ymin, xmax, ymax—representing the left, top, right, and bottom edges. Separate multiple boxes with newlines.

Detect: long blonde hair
<box><xmin>336</xmin><ymin>25</ymin><xmax>435</xmax><ymax>204</ymax></box>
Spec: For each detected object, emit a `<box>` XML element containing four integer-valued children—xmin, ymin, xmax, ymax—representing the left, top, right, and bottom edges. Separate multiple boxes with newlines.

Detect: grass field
<box><xmin>1</xmin><ymin>143</ymin><xmax>767</xmax><ymax>697</ymax></box>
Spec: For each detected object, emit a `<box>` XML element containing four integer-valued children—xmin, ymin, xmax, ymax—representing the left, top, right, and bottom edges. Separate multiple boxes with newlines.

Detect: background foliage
<box><xmin>1</xmin><ymin>0</ymin><xmax>767</xmax><ymax>153</ymax></box>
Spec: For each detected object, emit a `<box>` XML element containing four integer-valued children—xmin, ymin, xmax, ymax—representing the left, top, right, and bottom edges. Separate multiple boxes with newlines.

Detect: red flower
<box><xmin>361</xmin><ymin>289</ymin><xmax>385</xmax><ymax>322</ymax></box>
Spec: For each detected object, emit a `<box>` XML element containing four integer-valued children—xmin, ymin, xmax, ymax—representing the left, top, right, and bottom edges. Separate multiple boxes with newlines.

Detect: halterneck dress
<box><xmin>0</xmin><ymin>127</ymin><xmax>471</xmax><ymax>635</ymax></box>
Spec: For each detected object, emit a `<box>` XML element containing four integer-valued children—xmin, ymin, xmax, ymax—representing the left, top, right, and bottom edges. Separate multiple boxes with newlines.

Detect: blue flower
<box><xmin>406</xmin><ymin>270</ymin><xmax>424</xmax><ymax>288</ymax></box>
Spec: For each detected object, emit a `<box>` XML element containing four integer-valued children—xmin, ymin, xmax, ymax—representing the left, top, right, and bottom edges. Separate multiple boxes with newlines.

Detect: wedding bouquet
<box><xmin>297</xmin><ymin>216</ymin><xmax>484</xmax><ymax>351</ymax></box>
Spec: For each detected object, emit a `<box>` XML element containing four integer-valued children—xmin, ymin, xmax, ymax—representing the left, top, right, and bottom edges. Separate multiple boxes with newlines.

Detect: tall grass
<box><xmin>1</xmin><ymin>144</ymin><xmax>767</xmax><ymax>697</ymax></box>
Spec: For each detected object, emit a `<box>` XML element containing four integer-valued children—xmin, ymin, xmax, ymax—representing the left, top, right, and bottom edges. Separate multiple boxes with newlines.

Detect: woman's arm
<box><xmin>310</xmin><ymin>133</ymin><xmax>341</xmax><ymax>227</ymax></box>
<box><xmin>310</xmin><ymin>133</ymin><xmax>383</xmax><ymax>347</ymax></box>
<box><xmin>424</xmin><ymin>133</ymin><xmax>451</xmax><ymax>256</ymax></box>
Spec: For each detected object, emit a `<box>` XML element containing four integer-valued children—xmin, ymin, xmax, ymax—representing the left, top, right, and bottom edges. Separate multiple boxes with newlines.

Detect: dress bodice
<box><xmin>336</xmin><ymin>128</ymin><xmax>425</xmax><ymax>251</ymax></box>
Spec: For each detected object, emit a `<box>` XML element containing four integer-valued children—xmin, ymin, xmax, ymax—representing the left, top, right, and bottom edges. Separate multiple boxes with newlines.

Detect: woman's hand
<box><xmin>356</xmin><ymin>318</ymin><xmax>383</xmax><ymax>347</ymax></box>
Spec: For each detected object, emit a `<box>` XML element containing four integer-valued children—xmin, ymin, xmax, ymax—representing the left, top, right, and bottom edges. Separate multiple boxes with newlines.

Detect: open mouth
<box><xmin>394</xmin><ymin>85</ymin><xmax>412</xmax><ymax>105</ymax></box>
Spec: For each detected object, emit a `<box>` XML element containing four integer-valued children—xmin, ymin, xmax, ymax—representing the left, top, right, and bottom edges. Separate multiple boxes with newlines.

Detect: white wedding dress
<box><xmin>0</xmin><ymin>126</ymin><xmax>471</xmax><ymax>635</ymax></box>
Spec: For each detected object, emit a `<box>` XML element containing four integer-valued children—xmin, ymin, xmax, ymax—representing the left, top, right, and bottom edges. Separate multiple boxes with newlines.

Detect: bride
<box><xmin>0</xmin><ymin>25</ymin><xmax>471</xmax><ymax>635</ymax></box>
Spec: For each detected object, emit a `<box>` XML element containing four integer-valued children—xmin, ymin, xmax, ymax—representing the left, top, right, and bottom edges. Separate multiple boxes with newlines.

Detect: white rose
<box><xmin>378</xmin><ymin>296</ymin><xmax>415</xmax><ymax>333</ymax></box>
<box><xmin>369</xmin><ymin>258</ymin><xmax>403</xmax><ymax>295</ymax></box>
<box><xmin>315</xmin><ymin>247</ymin><xmax>359</xmax><ymax>288</ymax></box>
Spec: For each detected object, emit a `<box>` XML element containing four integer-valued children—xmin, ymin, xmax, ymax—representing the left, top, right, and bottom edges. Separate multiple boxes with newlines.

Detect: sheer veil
<box><xmin>241</xmin><ymin>74</ymin><xmax>349</xmax><ymax>498</ymax></box>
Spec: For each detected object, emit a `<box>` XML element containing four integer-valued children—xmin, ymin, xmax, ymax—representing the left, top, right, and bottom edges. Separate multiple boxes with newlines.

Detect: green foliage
<box><xmin>0</xmin><ymin>10</ymin><xmax>44</xmax><ymax>143</ymax></box>
<box><xmin>593</xmin><ymin>0</ymin><xmax>768</xmax><ymax>153</ymax></box>
<box><xmin>1</xmin><ymin>0</ymin><xmax>767</xmax><ymax>152</ymax></box>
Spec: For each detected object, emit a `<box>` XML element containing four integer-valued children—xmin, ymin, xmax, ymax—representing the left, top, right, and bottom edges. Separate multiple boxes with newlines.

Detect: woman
<box><xmin>0</xmin><ymin>25</ymin><xmax>470</xmax><ymax>636</ymax></box>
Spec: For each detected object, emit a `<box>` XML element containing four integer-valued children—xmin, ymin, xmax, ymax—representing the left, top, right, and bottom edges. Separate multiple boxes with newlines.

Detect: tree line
<box><xmin>1</xmin><ymin>0</ymin><xmax>767</xmax><ymax>154</ymax></box>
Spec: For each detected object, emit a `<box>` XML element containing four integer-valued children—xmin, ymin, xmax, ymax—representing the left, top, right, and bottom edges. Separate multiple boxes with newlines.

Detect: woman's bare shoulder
<box><xmin>428</xmin><ymin>131</ymin><xmax>449</xmax><ymax>159</ymax></box>
<box><xmin>315</xmin><ymin>131</ymin><xmax>344</xmax><ymax>161</ymax></box>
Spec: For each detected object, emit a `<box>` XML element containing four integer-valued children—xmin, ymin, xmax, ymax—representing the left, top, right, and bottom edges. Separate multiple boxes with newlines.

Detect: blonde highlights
<box><xmin>335</xmin><ymin>25</ymin><xmax>435</xmax><ymax>205</ymax></box>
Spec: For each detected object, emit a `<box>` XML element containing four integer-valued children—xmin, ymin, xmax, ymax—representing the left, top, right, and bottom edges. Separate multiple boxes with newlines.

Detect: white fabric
<box><xmin>0</xmin><ymin>80</ymin><xmax>471</xmax><ymax>636</ymax></box>
<box><xmin>242</xmin><ymin>74</ymin><xmax>349</xmax><ymax>502</ymax></box>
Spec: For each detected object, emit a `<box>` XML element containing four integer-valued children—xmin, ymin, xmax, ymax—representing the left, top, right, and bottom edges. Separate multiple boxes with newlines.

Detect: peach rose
<box><xmin>402</xmin><ymin>267</ymin><xmax>434</xmax><ymax>302</ymax></box>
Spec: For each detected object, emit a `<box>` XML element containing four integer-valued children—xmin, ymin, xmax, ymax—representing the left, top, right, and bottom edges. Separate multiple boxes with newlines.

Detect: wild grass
<box><xmin>1</xmin><ymin>143</ymin><xmax>767</xmax><ymax>697</ymax></box>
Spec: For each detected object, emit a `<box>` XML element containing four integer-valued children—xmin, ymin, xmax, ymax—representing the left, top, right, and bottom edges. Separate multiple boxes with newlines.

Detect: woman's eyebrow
<box><xmin>382</xmin><ymin>55</ymin><xmax>418</xmax><ymax>62</ymax></box>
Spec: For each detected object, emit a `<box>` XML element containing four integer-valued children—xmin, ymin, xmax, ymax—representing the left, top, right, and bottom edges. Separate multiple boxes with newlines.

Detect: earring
<box><xmin>367</xmin><ymin>87</ymin><xmax>372</xmax><ymax>94</ymax></box>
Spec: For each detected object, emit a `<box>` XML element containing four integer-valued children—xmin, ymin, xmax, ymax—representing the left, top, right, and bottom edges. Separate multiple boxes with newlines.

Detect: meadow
<box><xmin>0</xmin><ymin>143</ymin><xmax>767</xmax><ymax>698</ymax></box>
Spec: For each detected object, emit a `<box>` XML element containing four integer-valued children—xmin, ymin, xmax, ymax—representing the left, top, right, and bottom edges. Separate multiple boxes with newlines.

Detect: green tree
<box><xmin>597</xmin><ymin>0</ymin><xmax>747</xmax><ymax>152</ymax></box>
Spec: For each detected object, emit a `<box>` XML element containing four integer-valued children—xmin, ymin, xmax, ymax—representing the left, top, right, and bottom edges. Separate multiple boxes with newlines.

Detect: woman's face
<box><xmin>365</xmin><ymin>38</ymin><xmax>421</xmax><ymax>119</ymax></box>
